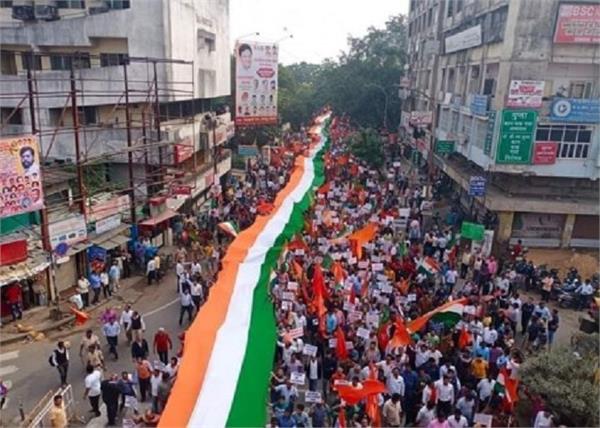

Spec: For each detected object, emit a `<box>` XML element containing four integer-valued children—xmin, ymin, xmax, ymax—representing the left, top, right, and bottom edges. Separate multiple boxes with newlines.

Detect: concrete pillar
<box><xmin>496</xmin><ymin>211</ymin><xmax>514</xmax><ymax>243</ymax></box>
<box><xmin>561</xmin><ymin>213</ymin><xmax>576</xmax><ymax>248</ymax></box>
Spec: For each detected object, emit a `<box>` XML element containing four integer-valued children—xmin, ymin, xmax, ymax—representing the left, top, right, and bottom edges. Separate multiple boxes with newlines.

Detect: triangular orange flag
<box><xmin>388</xmin><ymin>317</ymin><xmax>412</xmax><ymax>348</ymax></box>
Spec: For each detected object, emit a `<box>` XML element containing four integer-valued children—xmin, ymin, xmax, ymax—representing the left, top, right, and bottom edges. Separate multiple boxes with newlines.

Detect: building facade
<box><xmin>0</xmin><ymin>0</ymin><xmax>233</xmax><ymax>307</ymax></box>
<box><xmin>404</xmin><ymin>0</ymin><xmax>600</xmax><ymax>249</ymax></box>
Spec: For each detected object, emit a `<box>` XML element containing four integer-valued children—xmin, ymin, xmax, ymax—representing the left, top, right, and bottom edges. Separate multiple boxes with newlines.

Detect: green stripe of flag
<box><xmin>225</xmin><ymin>121</ymin><xmax>330</xmax><ymax>427</ymax></box>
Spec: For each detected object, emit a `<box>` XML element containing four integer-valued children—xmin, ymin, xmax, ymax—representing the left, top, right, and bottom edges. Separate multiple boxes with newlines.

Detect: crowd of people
<box><xmin>265</xmin><ymin>117</ymin><xmax>563</xmax><ymax>428</ymax></box>
<box><xmin>43</xmin><ymin>122</ymin><xmax>310</xmax><ymax>428</ymax></box>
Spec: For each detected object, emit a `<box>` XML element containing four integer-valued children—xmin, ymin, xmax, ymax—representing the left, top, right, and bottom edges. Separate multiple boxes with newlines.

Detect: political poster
<box><xmin>235</xmin><ymin>40</ymin><xmax>278</xmax><ymax>126</ymax></box>
<box><xmin>290</xmin><ymin>372</ymin><xmax>306</xmax><ymax>385</ymax></box>
<box><xmin>302</xmin><ymin>344</ymin><xmax>318</xmax><ymax>357</ymax></box>
<box><xmin>554</xmin><ymin>4</ymin><xmax>600</xmax><ymax>44</ymax></box>
<box><xmin>305</xmin><ymin>391</ymin><xmax>322</xmax><ymax>403</ymax></box>
<box><xmin>0</xmin><ymin>135</ymin><xmax>44</xmax><ymax>219</ymax></box>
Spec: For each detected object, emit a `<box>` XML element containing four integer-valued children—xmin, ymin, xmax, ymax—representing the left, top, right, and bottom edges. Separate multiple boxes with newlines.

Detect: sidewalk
<box><xmin>0</xmin><ymin>275</ymin><xmax>146</xmax><ymax>346</ymax></box>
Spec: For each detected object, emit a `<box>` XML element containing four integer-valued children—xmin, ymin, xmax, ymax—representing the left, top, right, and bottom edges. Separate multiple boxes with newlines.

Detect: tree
<box><xmin>519</xmin><ymin>333</ymin><xmax>600</xmax><ymax>427</ymax></box>
<box><xmin>349</xmin><ymin>128</ymin><xmax>384</xmax><ymax>169</ymax></box>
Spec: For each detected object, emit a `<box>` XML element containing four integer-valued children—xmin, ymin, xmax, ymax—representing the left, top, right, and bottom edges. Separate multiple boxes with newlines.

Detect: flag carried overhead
<box><xmin>218</xmin><ymin>221</ymin><xmax>240</xmax><ymax>238</ymax></box>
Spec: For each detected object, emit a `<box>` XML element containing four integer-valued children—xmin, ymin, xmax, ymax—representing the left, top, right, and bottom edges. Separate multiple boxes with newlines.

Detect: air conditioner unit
<box><xmin>88</xmin><ymin>0</ymin><xmax>109</xmax><ymax>15</ymax></box>
<box><xmin>12</xmin><ymin>0</ymin><xmax>35</xmax><ymax>21</ymax></box>
<box><xmin>34</xmin><ymin>0</ymin><xmax>59</xmax><ymax>21</ymax></box>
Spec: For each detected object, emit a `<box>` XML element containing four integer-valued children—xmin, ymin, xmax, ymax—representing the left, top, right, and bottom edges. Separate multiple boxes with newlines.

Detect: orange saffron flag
<box><xmin>348</xmin><ymin>223</ymin><xmax>378</xmax><ymax>260</ymax></box>
<box><xmin>458</xmin><ymin>326</ymin><xmax>472</xmax><ymax>349</ymax></box>
<box><xmin>388</xmin><ymin>317</ymin><xmax>412</xmax><ymax>348</ymax></box>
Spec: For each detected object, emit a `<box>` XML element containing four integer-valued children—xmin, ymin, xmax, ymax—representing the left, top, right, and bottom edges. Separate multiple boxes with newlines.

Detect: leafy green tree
<box><xmin>349</xmin><ymin>128</ymin><xmax>384</xmax><ymax>169</ymax></box>
<box><xmin>519</xmin><ymin>333</ymin><xmax>600</xmax><ymax>427</ymax></box>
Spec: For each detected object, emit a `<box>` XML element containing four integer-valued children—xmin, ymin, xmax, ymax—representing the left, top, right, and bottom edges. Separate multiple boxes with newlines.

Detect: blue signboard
<box><xmin>470</xmin><ymin>94</ymin><xmax>488</xmax><ymax>116</ymax></box>
<box><xmin>469</xmin><ymin>176</ymin><xmax>486</xmax><ymax>197</ymax></box>
<box><xmin>550</xmin><ymin>98</ymin><xmax>600</xmax><ymax>123</ymax></box>
<box><xmin>238</xmin><ymin>145</ymin><xmax>260</xmax><ymax>157</ymax></box>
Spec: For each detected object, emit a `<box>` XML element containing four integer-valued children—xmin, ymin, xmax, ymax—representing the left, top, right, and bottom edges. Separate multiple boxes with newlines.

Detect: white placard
<box><xmin>329</xmin><ymin>338</ymin><xmax>337</xmax><ymax>348</ymax></box>
<box><xmin>348</xmin><ymin>257</ymin><xmax>357</xmax><ymax>265</ymax></box>
<box><xmin>380</xmin><ymin>283</ymin><xmax>394</xmax><ymax>294</ymax></box>
<box><xmin>287</xmin><ymin>281</ymin><xmax>298</xmax><ymax>291</ymax></box>
<box><xmin>303</xmin><ymin>344</ymin><xmax>318</xmax><ymax>357</ymax></box>
<box><xmin>294</xmin><ymin>249</ymin><xmax>305</xmax><ymax>256</ymax></box>
<box><xmin>372</xmin><ymin>263</ymin><xmax>384</xmax><ymax>271</ymax></box>
<box><xmin>357</xmin><ymin>327</ymin><xmax>371</xmax><ymax>340</ymax></box>
<box><xmin>366</xmin><ymin>313</ymin><xmax>380</xmax><ymax>328</ymax></box>
<box><xmin>343</xmin><ymin>301</ymin><xmax>355</xmax><ymax>312</ymax></box>
<box><xmin>407</xmin><ymin>293</ymin><xmax>417</xmax><ymax>302</ymax></box>
<box><xmin>288</xmin><ymin>327</ymin><xmax>304</xmax><ymax>339</ymax></box>
<box><xmin>305</xmin><ymin>391</ymin><xmax>322</xmax><ymax>403</ymax></box>
<box><xmin>377</xmin><ymin>274</ymin><xmax>388</xmax><ymax>282</ymax></box>
<box><xmin>282</xmin><ymin>301</ymin><xmax>292</xmax><ymax>311</ymax></box>
<box><xmin>282</xmin><ymin>291</ymin><xmax>296</xmax><ymax>301</ymax></box>
<box><xmin>345</xmin><ymin>341</ymin><xmax>354</xmax><ymax>350</ymax></box>
<box><xmin>290</xmin><ymin>372</ymin><xmax>306</xmax><ymax>385</ymax></box>
<box><xmin>349</xmin><ymin>311</ymin><xmax>363</xmax><ymax>322</ymax></box>
<box><xmin>393</xmin><ymin>162</ymin><xmax>401</xmax><ymax>167</ymax></box>
<box><xmin>332</xmin><ymin>253</ymin><xmax>342</xmax><ymax>260</ymax></box>
<box><xmin>358</xmin><ymin>261</ymin><xmax>369</xmax><ymax>269</ymax></box>
<box><xmin>371</xmin><ymin>256</ymin><xmax>381</xmax><ymax>263</ymax></box>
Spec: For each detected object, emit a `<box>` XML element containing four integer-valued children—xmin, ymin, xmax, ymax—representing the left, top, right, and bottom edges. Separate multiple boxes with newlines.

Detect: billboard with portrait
<box><xmin>235</xmin><ymin>40</ymin><xmax>278</xmax><ymax>126</ymax></box>
<box><xmin>0</xmin><ymin>135</ymin><xmax>44</xmax><ymax>219</ymax></box>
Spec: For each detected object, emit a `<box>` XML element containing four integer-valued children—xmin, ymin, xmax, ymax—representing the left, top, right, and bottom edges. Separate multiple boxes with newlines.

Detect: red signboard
<box><xmin>554</xmin><ymin>4</ymin><xmax>600</xmax><ymax>44</ymax></box>
<box><xmin>171</xmin><ymin>185</ymin><xmax>192</xmax><ymax>196</ymax></box>
<box><xmin>533</xmin><ymin>141</ymin><xmax>558</xmax><ymax>165</ymax></box>
<box><xmin>0</xmin><ymin>238</ymin><xmax>28</xmax><ymax>266</ymax></box>
<box><xmin>174</xmin><ymin>137</ymin><xmax>194</xmax><ymax>164</ymax></box>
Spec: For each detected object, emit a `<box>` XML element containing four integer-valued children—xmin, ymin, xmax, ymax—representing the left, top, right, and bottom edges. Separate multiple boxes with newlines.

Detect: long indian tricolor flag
<box><xmin>159</xmin><ymin>112</ymin><xmax>331</xmax><ymax>428</ymax></box>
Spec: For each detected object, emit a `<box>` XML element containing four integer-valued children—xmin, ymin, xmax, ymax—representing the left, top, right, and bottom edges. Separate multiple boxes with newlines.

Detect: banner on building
<box><xmin>409</xmin><ymin>111</ymin><xmax>433</xmax><ymax>126</ymax></box>
<box><xmin>554</xmin><ymin>4</ymin><xmax>600</xmax><ymax>44</ymax></box>
<box><xmin>506</xmin><ymin>80</ymin><xmax>545</xmax><ymax>108</ymax></box>
<box><xmin>444</xmin><ymin>24</ymin><xmax>482</xmax><ymax>53</ymax></box>
<box><xmin>49</xmin><ymin>214</ymin><xmax>87</xmax><ymax>251</ymax></box>
<box><xmin>533</xmin><ymin>141</ymin><xmax>558</xmax><ymax>165</ymax></box>
<box><xmin>549</xmin><ymin>98</ymin><xmax>600</xmax><ymax>123</ymax></box>
<box><xmin>496</xmin><ymin>110</ymin><xmax>537</xmax><ymax>164</ymax></box>
<box><xmin>174</xmin><ymin>136</ymin><xmax>195</xmax><ymax>164</ymax></box>
<box><xmin>235</xmin><ymin>40</ymin><xmax>278</xmax><ymax>126</ymax></box>
<box><xmin>0</xmin><ymin>135</ymin><xmax>44</xmax><ymax>219</ymax></box>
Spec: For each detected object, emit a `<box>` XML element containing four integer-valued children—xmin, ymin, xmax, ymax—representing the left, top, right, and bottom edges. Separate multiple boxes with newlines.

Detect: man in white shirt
<box><xmin>386</xmin><ymin>368</ymin><xmax>405</xmax><ymax>398</ymax></box>
<box><xmin>83</xmin><ymin>365</ymin><xmax>102</xmax><ymax>417</ymax></box>
<box><xmin>190</xmin><ymin>281</ymin><xmax>204</xmax><ymax>312</ymax></box>
<box><xmin>150</xmin><ymin>367</ymin><xmax>162</xmax><ymax>413</ymax></box>
<box><xmin>146</xmin><ymin>258</ymin><xmax>157</xmax><ymax>285</ymax></box>
<box><xmin>415</xmin><ymin>401</ymin><xmax>436</xmax><ymax>427</ymax></box>
<box><xmin>482</xmin><ymin>326</ymin><xmax>498</xmax><ymax>346</ymax></box>
<box><xmin>308</xmin><ymin>355</ymin><xmax>319</xmax><ymax>392</ymax></box>
<box><xmin>179</xmin><ymin>289</ymin><xmax>195</xmax><ymax>326</ymax></box>
<box><xmin>434</xmin><ymin>376</ymin><xmax>455</xmax><ymax>416</ymax></box>
<box><xmin>274</xmin><ymin>381</ymin><xmax>298</xmax><ymax>408</ymax></box>
<box><xmin>444</xmin><ymin>268</ymin><xmax>458</xmax><ymax>292</ymax></box>
<box><xmin>534</xmin><ymin>410</ymin><xmax>554</xmax><ymax>428</ymax></box>
<box><xmin>120</xmin><ymin>304</ymin><xmax>134</xmax><ymax>344</ymax></box>
<box><xmin>448</xmin><ymin>409</ymin><xmax>468</xmax><ymax>428</ymax></box>
<box><xmin>477</xmin><ymin>374</ymin><xmax>496</xmax><ymax>409</ymax></box>
<box><xmin>415</xmin><ymin>344</ymin><xmax>431</xmax><ymax>368</ymax></box>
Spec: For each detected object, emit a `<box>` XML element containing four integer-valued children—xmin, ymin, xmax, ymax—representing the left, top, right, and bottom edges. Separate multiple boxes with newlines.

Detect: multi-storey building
<box><xmin>404</xmin><ymin>0</ymin><xmax>599</xmax><ymax>249</ymax></box>
<box><xmin>0</xmin><ymin>0</ymin><xmax>232</xmax><ymax>305</ymax></box>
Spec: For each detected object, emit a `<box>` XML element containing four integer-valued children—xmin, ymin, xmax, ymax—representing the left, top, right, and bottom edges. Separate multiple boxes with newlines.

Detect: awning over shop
<box><xmin>0</xmin><ymin>252</ymin><xmax>49</xmax><ymax>287</ymax></box>
<box><xmin>64</xmin><ymin>241</ymin><xmax>92</xmax><ymax>258</ymax></box>
<box><xmin>89</xmin><ymin>224</ymin><xmax>130</xmax><ymax>250</ymax></box>
<box><xmin>139</xmin><ymin>209</ymin><xmax>178</xmax><ymax>227</ymax></box>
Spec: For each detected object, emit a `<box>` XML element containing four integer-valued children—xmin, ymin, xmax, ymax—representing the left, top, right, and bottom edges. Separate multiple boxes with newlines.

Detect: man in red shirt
<box><xmin>5</xmin><ymin>283</ymin><xmax>22</xmax><ymax>321</ymax></box>
<box><xmin>153</xmin><ymin>328</ymin><xmax>172</xmax><ymax>365</ymax></box>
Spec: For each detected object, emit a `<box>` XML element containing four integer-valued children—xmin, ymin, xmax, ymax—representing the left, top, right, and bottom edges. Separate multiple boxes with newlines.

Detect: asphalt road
<box><xmin>0</xmin><ymin>271</ymin><xmax>187</xmax><ymax>426</ymax></box>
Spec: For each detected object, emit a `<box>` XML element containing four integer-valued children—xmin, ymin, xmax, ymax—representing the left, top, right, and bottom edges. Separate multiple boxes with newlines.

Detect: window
<box><xmin>0</xmin><ymin>107</ymin><xmax>23</xmax><ymax>125</ymax></box>
<box><xmin>100</xmin><ymin>53</ymin><xmax>128</xmax><ymax>67</ymax></box>
<box><xmin>486</xmin><ymin>6</ymin><xmax>508</xmax><ymax>43</ymax></box>
<box><xmin>78</xmin><ymin>106</ymin><xmax>97</xmax><ymax>125</ymax></box>
<box><xmin>439</xmin><ymin>108</ymin><xmax>452</xmax><ymax>132</ymax></box>
<box><xmin>483</xmin><ymin>78</ymin><xmax>495</xmax><ymax>95</ymax></box>
<box><xmin>456</xmin><ymin>0</ymin><xmax>463</xmax><ymax>13</ymax></box>
<box><xmin>472</xmin><ymin>116</ymin><xmax>487</xmax><ymax>148</ymax></box>
<box><xmin>569</xmin><ymin>81</ymin><xmax>593</xmax><ymax>99</ymax></box>
<box><xmin>0</xmin><ymin>1</ymin><xmax>13</xmax><ymax>7</ymax></box>
<box><xmin>106</xmin><ymin>0</ymin><xmax>130</xmax><ymax>9</ymax></box>
<box><xmin>447</xmin><ymin>68</ymin><xmax>456</xmax><ymax>93</ymax></box>
<box><xmin>428</xmin><ymin>8</ymin><xmax>433</xmax><ymax>27</ymax></box>
<box><xmin>21</xmin><ymin>53</ymin><xmax>42</xmax><ymax>71</ymax></box>
<box><xmin>50</xmin><ymin>53</ymin><xmax>90</xmax><ymax>70</ymax></box>
<box><xmin>56</xmin><ymin>0</ymin><xmax>84</xmax><ymax>8</ymax></box>
<box><xmin>1</xmin><ymin>51</ymin><xmax>17</xmax><ymax>75</ymax></box>
<box><xmin>447</xmin><ymin>0</ymin><xmax>454</xmax><ymax>18</ymax></box>
<box><xmin>535</xmin><ymin>124</ymin><xmax>591</xmax><ymax>159</ymax></box>
<box><xmin>451</xmin><ymin>111</ymin><xmax>460</xmax><ymax>132</ymax></box>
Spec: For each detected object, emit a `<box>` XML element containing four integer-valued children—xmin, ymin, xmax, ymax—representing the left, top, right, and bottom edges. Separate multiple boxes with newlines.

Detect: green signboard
<box><xmin>483</xmin><ymin>110</ymin><xmax>496</xmax><ymax>156</ymax></box>
<box><xmin>461</xmin><ymin>221</ymin><xmax>485</xmax><ymax>241</ymax></box>
<box><xmin>435</xmin><ymin>140</ymin><xmax>455</xmax><ymax>154</ymax></box>
<box><xmin>496</xmin><ymin>109</ymin><xmax>537</xmax><ymax>164</ymax></box>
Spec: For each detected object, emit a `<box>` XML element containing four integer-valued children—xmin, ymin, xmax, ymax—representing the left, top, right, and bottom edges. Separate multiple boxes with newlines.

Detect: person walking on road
<box><xmin>153</xmin><ymin>328</ymin><xmax>172</xmax><ymax>365</ymax></box>
<box><xmin>146</xmin><ymin>257</ymin><xmax>157</xmax><ymax>285</ymax></box>
<box><xmin>109</xmin><ymin>260</ymin><xmax>121</xmax><ymax>292</ymax></box>
<box><xmin>190</xmin><ymin>280</ymin><xmax>204</xmax><ymax>313</ymax></box>
<box><xmin>179</xmin><ymin>288</ymin><xmax>195</xmax><ymax>326</ymax></box>
<box><xmin>83</xmin><ymin>365</ymin><xmax>102</xmax><ymax>418</ymax></box>
<box><xmin>101</xmin><ymin>373</ymin><xmax>121</xmax><ymax>426</ymax></box>
<box><xmin>79</xmin><ymin>329</ymin><xmax>100</xmax><ymax>366</ymax></box>
<box><xmin>77</xmin><ymin>275</ymin><xmax>90</xmax><ymax>308</ymax></box>
<box><xmin>103</xmin><ymin>318</ymin><xmax>120</xmax><ymax>360</ymax></box>
<box><xmin>49</xmin><ymin>394</ymin><xmax>68</xmax><ymax>428</ymax></box>
<box><xmin>131</xmin><ymin>336</ymin><xmax>149</xmax><ymax>360</ymax></box>
<box><xmin>135</xmin><ymin>357</ymin><xmax>153</xmax><ymax>402</ymax></box>
<box><xmin>89</xmin><ymin>271</ymin><xmax>102</xmax><ymax>304</ymax></box>
<box><xmin>120</xmin><ymin>304</ymin><xmax>134</xmax><ymax>344</ymax></box>
<box><xmin>100</xmin><ymin>270</ymin><xmax>111</xmax><ymax>299</ymax></box>
<box><xmin>50</xmin><ymin>341</ymin><xmax>70</xmax><ymax>387</ymax></box>
<box><xmin>130</xmin><ymin>311</ymin><xmax>146</xmax><ymax>342</ymax></box>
